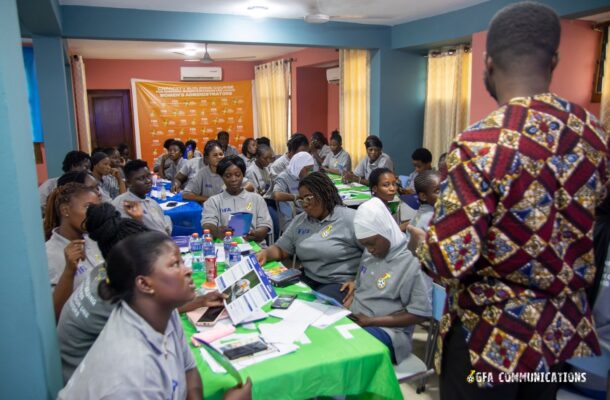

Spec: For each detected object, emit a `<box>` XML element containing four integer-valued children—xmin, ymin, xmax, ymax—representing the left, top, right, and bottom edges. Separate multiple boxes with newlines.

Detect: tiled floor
<box><xmin>399</xmin><ymin>325</ymin><xmax>440</xmax><ymax>400</ymax></box>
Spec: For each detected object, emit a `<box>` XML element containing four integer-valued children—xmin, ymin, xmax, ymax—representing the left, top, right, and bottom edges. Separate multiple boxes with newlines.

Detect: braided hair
<box><xmin>43</xmin><ymin>182</ymin><xmax>98</xmax><ymax>240</ymax></box>
<box><xmin>85</xmin><ymin>203</ymin><xmax>149</xmax><ymax>258</ymax></box>
<box><xmin>414</xmin><ymin>170</ymin><xmax>440</xmax><ymax>195</ymax></box>
<box><xmin>298</xmin><ymin>172</ymin><xmax>343</xmax><ymax>216</ymax></box>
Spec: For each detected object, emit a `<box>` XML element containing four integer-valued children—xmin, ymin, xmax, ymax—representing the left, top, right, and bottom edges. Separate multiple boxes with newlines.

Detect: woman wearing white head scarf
<box><xmin>272</xmin><ymin>152</ymin><xmax>315</xmax><ymax>222</ymax></box>
<box><xmin>349</xmin><ymin>197</ymin><xmax>433</xmax><ymax>364</ymax></box>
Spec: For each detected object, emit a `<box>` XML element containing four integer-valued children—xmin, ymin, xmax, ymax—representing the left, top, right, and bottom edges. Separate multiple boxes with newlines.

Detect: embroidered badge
<box><xmin>377</xmin><ymin>273</ymin><xmax>391</xmax><ymax>289</ymax></box>
<box><xmin>246</xmin><ymin>201</ymin><xmax>253</xmax><ymax>211</ymax></box>
<box><xmin>360</xmin><ymin>265</ymin><xmax>367</xmax><ymax>274</ymax></box>
<box><xmin>320</xmin><ymin>224</ymin><xmax>333</xmax><ymax>238</ymax></box>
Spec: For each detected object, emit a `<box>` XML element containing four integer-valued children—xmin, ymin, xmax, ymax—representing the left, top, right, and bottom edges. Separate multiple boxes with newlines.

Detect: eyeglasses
<box><xmin>295</xmin><ymin>194</ymin><xmax>315</xmax><ymax>208</ymax></box>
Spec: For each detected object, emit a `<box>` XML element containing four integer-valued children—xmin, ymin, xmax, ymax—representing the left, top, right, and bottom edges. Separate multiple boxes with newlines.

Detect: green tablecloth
<box><xmin>182</xmin><ymin>242</ymin><xmax>402</xmax><ymax>400</ymax></box>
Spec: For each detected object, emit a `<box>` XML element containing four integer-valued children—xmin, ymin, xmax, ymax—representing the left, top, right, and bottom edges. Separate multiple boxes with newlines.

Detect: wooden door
<box><xmin>87</xmin><ymin>90</ymin><xmax>134</xmax><ymax>158</ymax></box>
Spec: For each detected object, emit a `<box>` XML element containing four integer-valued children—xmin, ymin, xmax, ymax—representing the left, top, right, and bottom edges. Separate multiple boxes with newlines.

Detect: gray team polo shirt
<box><xmin>46</xmin><ymin>228</ymin><xmax>104</xmax><ymax>291</ymax></box>
<box><xmin>57</xmin><ymin>264</ymin><xmax>114</xmax><ymax>382</ymax></box>
<box><xmin>270</xmin><ymin>153</ymin><xmax>289</xmax><ymax>178</ymax></box>
<box><xmin>322</xmin><ymin>149</ymin><xmax>352</xmax><ymax>172</ymax></box>
<box><xmin>58</xmin><ymin>302</ymin><xmax>196</xmax><ymax>400</ymax></box>
<box><xmin>353</xmin><ymin>153</ymin><xmax>394</xmax><ymax>179</ymax></box>
<box><xmin>112</xmin><ymin>190</ymin><xmax>172</xmax><ymax>234</ymax></box>
<box><xmin>163</xmin><ymin>158</ymin><xmax>187</xmax><ymax>182</ymax></box>
<box><xmin>404</xmin><ymin>203</ymin><xmax>434</xmax><ymax>243</ymax></box>
<box><xmin>239</xmin><ymin>154</ymin><xmax>256</xmax><ymax>169</ymax></box>
<box><xmin>350</xmin><ymin>242</ymin><xmax>432</xmax><ymax>363</ymax></box>
<box><xmin>246</xmin><ymin>163</ymin><xmax>272</xmax><ymax>197</ymax></box>
<box><xmin>101</xmin><ymin>175</ymin><xmax>120</xmax><ymax>199</ymax></box>
<box><xmin>184</xmin><ymin>164</ymin><xmax>225</xmax><ymax>199</ymax></box>
<box><xmin>276</xmin><ymin>206</ymin><xmax>362</xmax><ymax>284</ymax></box>
<box><xmin>178</xmin><ymin>157</ymin><xmax>205</xmax><ymax>182</ymax></box>
<box><xmin>224</xmin><ymin>144</ymin><xmax>239</xmax><ymax>157</ymax></box>
<box><xmin>201</xmin><ymin>190</ymin><xmax>272</xmax><ymax>233</ymax></box>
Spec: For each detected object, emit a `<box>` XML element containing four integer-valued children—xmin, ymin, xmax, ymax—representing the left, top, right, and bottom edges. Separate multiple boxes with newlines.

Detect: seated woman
<box><xmin>348</xmin><ymin>197</ymin><xmax>432</xmax><ymax>364</ymax></box>
<box><xmin>368</xmin><ymin>168</ymin><xmax>407</xmax><ymax>231</ymax></box>
<box><xmin>272</xmin><ymin>152</ymin><xmax>315</xmax><ymax>222</ymax></box>
<box><xmin>39</xmin><ymin>150</ymin><xmax>91</xmax><ymax>214</ymax></box>
<box><xmin>44</xmin><ymin>183</ymin><xmax>103</xmax><ymax>318</ymax></box>
<box><xmin>344</xmin><ymin>135</ymin><xmax>394</xmax><ymax>186</ymax></box>
<box><xmin>321</xmin><ymin>131</ymin><xmax>352</xmax><ymax>175</ymax></box>
<box><xmin>269</xmin><ymin>133</ymin><xmax>309</xmax><ymax>179</ymax></box>
<box><xmin>246</xmin><ymin>144</ymin><xmax>279</xmax><ymax>241</ymax></box>
<box><xmin>183</xmin><ymin>140</ymin><xmax>225</xmax><ymax>204</ymax></box>
<box><xmin>91</xmin><ymin>152</ymin><xmax>125</xmax><ymax>201</ymax></box>
<box><xmin>240</xmin><ymin>138</ymin><xmax>257</xmax><ymax>168</ymax></box>
<box><xmin>57</xmin><ymin>203</ymin><xmax>224</xmax><ymax>383</ymax></box>
<box><xmin>310</xmin><ymin>131</ymin><xmax>331</xmax><ymax>167</ymax></box>
<box><xmin>172</xmin><ymin>153</ymin><xmax>205</xmax><ymax>192</ymax></box>
<box><xmin>158</xmin><ymin>139</ymin><xmax>186</xmax><ymax>181</ymax></box>
<box><xmin>202</xmin><ymin>156</ymin><xmax>272</xmax><ymax>243</ymax></box>
<box><xmin>112</xmin><ymin>159</ymin><xmax>172</xmax><ymax>235</ymax></box>
<box><xmin>58</xmin><ymin>231</ymin><xmax>251</xmax><ymax>399</ymax></box>
<box><xmin>257</xmin><ymin>172</ymin><xmax>362</xmax><ymax>303</ymax></box>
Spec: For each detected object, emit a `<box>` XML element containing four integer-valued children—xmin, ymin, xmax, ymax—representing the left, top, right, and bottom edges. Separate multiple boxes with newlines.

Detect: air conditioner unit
<box><xmin>180</xmin><ymin>66</ymin><xmax>222</xmax><ymax>81</ymax></box>
<box><xmin>326</xmin><ymin>67</ymin><xmax>340</xmax><ymax>84</ymax></box>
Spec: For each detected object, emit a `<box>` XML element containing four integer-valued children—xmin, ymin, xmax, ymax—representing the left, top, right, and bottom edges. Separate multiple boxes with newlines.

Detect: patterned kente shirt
<box><xmin>418</xmin><ymin>93</ymin><xmax>607</xmax><ymax>386</ymax></box>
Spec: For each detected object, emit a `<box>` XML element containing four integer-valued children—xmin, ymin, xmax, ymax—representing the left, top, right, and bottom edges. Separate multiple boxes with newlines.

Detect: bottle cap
<box><xmin>205</xmin><ymin>237</ymin><xmax>212</xmax><ymax>242</ymax></box>
<box><xmin>231</xmin><ymin>242</ymin><xmax>238</xmax><ymax>246</ymax></box>
<box><xmin>225</xmin><ymin>231</ymin><xmax>232</xmax><ymax>236</ymax></box>
<box><xmin>192</xmin><ymin>233</ymin><xmax>199</xmax><ymax>237</ymax></box>
<box><xmin>203</xmin><ymin>229</ymin><xmax>210</xmax><ymax>234</ymax></box>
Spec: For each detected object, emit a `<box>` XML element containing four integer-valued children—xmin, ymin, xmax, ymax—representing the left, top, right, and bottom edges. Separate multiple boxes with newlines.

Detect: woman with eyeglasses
<box><xmin>257</xmin><ymin>172</ymin><xmax>362</xmax><ymax>303</ymax></box>
<box><xmin>112</xmin><ymin>159</ymin><xmax>172</xmax><ymax>235</ymax></box>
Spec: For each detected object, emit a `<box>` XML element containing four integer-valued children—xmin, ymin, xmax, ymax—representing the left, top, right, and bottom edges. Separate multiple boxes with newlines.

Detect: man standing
<box><xmin>417</xmin><ymin>3</ymin><xmax>608</xmax><ymax>399</ymax></box>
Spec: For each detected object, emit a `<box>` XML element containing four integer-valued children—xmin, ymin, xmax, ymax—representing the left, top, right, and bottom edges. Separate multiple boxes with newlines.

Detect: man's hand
<box><xmin>123</xmin><ymin>200</ymin><xmax>143</xmax><ymax>221</ymax></box>
<box><xmin>224</xmin><ymin>378</ymin><xmax>252</xmax><ymax>400</ymax></box>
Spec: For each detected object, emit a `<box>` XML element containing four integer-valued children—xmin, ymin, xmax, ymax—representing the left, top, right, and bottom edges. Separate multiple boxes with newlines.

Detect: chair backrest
<box><xmin>398</xmin><ymin>175</ymin><xmax>409</xmax><ymax>188</ymax></box>
<box><xmin>432</xmin><ymin>283</ymin><xmax>447</xmax><ymax>322</ymax></box>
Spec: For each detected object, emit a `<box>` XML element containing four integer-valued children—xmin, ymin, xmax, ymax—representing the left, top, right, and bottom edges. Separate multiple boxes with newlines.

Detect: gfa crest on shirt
<box><xmin>377</xmin><ymin>273</ymin><xmax>391</xmax><ymax>289</ymax></box>
<box><xmin>320</xmin><ymin>224</ymin><xmax>333</xmax><ymax>238</ymax></box>
<box><xmin>246</xmin><ymin>201</ymin><xmax>253</xmax><ymax>211</ymax></box>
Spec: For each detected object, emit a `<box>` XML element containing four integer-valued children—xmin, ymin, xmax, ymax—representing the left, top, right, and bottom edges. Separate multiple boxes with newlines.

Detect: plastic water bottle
<box><xmin>338</xmin><ymin>163</ymin><xmax>344</xmax><ymax>176</ymax></box>
<box><xmin>223</xmin><ymin>231</ymin><xmax>233</xmax><ymax>254</ymax></box>
<box><xmin>189</xmin><ymin>233</ymin><xmax>203</xmax><ymax>272</ymax></box>
<box><xmin>203</xmin><ymin>229</ymin><xmax>213</xmax><ymax>242</ymax></box>
<box><xmin>202</xmin><ymin>237</ymin><xmax>215</xmax><ymax>257</ymax></box>
<box><xmin>228</xmin><ymin>242</ymin><xmax>241</xmax><ymax>267</ymax></box>
<box><xmin>160</xmin><ymin>185</ymin><xmax>167</xmax><ymax>201</ymax></box>
<box><xmin>152</xmin><ymin>174</ymin><xmax>158</xmax><ymax>188</ymax></box>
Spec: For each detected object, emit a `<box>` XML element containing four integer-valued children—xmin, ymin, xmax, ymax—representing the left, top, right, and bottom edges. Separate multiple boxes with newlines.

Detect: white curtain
<box><xmin>70</xmin><ymin>55</ymin><xmax>92</xmax><ymax>153</ymax></box>
<box><xmin>340</xmin><ymin>49</ymin><xmax>370</xmax><ymax>165</ymax></box>
<box><xmin>254</xmin><ymin>60</ymin><xmax>291</xmax><ymax>155</ymax></box>
<box><xmin>423</xmin><ymin>46</ymin><xmax>472</xmax><ymax>165</ymax></box>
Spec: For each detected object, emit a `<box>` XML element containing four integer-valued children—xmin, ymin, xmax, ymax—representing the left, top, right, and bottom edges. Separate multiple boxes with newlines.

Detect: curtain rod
<box><xmin>425</xmin><ymin>46</ymin><xmax>471</xmax><ymax>58</ymax></box>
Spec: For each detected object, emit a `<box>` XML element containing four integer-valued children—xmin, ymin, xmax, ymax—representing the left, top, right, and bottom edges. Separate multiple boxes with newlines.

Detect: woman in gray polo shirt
<box><xmin>349</xmin><ymin>197</ymin><xmax>432</xmax><ymax>364</ymax></box>
<box><xmin>344</xmin><ymin>135</ymin><xmax>394</xmax><ymax>186</ymax></box>
<box><xmin>202</xmin><ymin>155</ymin><xmax>272</xmax><ymax>243</ymax></box>
<box><xmin>257</xmin><ymin>172</ymin><xmax>362</xmax><ymax>303</ymax></box>
<box><xmin>58</xmin><ymin>231</ymin><xmax>251</xmax><ymax>399</ymax></box>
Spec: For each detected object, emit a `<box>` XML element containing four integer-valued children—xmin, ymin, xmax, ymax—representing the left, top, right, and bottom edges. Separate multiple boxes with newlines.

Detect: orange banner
<box><xmin>132</xmin><ymin>80</ymin><xmax>254</xmax><ymax>167</ymax></box>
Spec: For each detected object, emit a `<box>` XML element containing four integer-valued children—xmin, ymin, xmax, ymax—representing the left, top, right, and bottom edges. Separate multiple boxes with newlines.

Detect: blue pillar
<box><xmin>370</xmin><ymin>48</ymin><xmax>427</xmax><ymax>174</ymax></box>
<box><xmin>33</xmin><ymin>35</ymin><xmax>75</xmax><ymax>178</ymax></box>
<box><xmin>0</xmin><ymin>1</ymin><xmax>63</xmax><ymax>399</ymax></box>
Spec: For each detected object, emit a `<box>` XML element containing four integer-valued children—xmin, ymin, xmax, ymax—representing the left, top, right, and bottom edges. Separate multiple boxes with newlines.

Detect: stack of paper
<box><xmin>268</xmin><ymin>299</ymin><xmax>351</xmax><ymax>330</ymax></box>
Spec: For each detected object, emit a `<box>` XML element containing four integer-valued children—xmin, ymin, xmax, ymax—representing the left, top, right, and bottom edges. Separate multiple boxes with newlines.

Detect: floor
<box><xmin>399</xmin><ymin>325</ymin><xmax>440</xmax><ymax>400</ymax></box>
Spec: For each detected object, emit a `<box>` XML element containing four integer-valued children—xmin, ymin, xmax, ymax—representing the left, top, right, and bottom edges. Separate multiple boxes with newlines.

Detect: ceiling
<box><xmin>67</xmin><ymin>39</ymin><xmax>304</xmax><ymax>61</ymax></box>
<box><xmin>580</xmin><ymin>10</ymin><xmax>610</xmax><ymax>23</ymax></box>
<box><xmin>58</xmin><ymin>0</ymin><xmax>490</xmax><ymax>26</ymax></box>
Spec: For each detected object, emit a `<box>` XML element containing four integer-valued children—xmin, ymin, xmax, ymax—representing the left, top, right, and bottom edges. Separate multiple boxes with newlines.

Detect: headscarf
<box><xmin>354</xmin><ymin>197</ymin><xmax>405</xmax><ymax>252</ymax></box>
<box><xmin>288</xmin><ymin>152</ymin><xmax>314</xmax><ymax>178</ymax></box>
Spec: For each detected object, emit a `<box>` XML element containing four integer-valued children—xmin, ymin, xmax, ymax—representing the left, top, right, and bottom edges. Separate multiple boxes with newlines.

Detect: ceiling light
<box><xmin>182</xmin><ymin>48</ymin><xmax>199</xmax><ymax>57</ymax></box>
<box><xmin>184</xmin><ymin>59</ymin><xmax>200</xmax><ymax>62</ymax></box>
<box><xmin>247</xmin><ymin>5</ymin><xmax>268</xmax><ymax>19</ymax></box>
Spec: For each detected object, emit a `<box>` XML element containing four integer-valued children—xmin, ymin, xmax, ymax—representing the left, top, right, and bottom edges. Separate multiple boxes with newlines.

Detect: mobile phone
<box><xmin>166</xmin><ymin>201</ymin><xmax>178</xmax><ymax>207</ymax></box>
<box><xmin>187</xmin><ymin>306</ymin><xmax>226</xmax><ymax>327</ymax></box>
<box><xmin>271</xmin><ymin>295</ymin><xmax>296</xmax><ymax>309</ymax></box>
<box><xmin>223</xmin><ymin>341</ymin><xmax>268</xmax><ymax>360</ymax></box>
<box><xmin>268</xmin><ymin>269</ymin><xmax>302</xmax><ymax>287</ymax></box>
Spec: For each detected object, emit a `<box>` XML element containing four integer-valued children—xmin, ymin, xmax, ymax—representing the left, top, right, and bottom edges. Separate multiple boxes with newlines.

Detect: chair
<box><xmin>275</xmin><ymin>200</ymin><xmax>296</xmax><ymax>235</ymax></box>
<box><xmin>556</xmin><ymin>345</ymin><xmax>610</xmax><ymax>400</ymax></box>
<box><xmin>394</xmin><ymin>282</ymin><xmax>446</xmax><ymax>393</ymax></box>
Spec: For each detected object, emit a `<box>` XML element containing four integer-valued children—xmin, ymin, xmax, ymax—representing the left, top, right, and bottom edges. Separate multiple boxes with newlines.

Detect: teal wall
<box><xmin>1</xmin><ymin>1</ymin><xmax>64</xmax><ymax>399</ymax></box>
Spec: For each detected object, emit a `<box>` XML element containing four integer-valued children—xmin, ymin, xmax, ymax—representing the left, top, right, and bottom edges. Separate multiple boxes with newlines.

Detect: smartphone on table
<box><xmin>187</xmin><ymin>306</ymin><xmax>227</xmax><ymax>327</ymax></box>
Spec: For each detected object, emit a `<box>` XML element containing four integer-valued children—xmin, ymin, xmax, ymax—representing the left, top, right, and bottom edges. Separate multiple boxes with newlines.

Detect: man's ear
<box><xmin>550</xmin><ymin>52</ymin><xmax>559</xmax><ymax>72</ymax></box>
